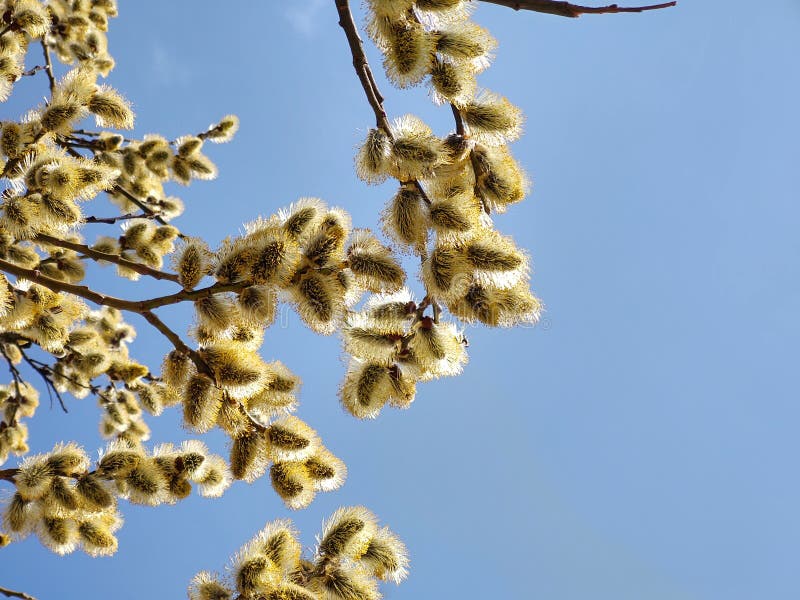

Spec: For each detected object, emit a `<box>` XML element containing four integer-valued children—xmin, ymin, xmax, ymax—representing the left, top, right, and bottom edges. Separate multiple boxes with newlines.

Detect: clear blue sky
<box><xmin>3</xmin><ymin>1</ymin><xmax>800</xmax><ymax>599</ymax></box>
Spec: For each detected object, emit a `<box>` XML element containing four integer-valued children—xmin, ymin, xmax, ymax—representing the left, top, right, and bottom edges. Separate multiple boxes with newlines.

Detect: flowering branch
<box><xmin>0</xmin><ymin>258</ymin><xmax>229</xmax><ymax>375</ymax></box>
<box><xmin>33</xmin><ymin>232</ymin><xmax>181</xmax><ymax>283</ymax></box>
<box><xmin>477</xmin><ymin>0</ymin><xmax>677</xmax><ymax>17</ymax></box>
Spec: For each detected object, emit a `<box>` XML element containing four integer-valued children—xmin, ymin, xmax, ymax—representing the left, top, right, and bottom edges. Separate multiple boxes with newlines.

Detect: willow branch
<box><xmin>33</xmin><ymin>232</ymin><xmax>181</xmax><ymax>283</ymax></box>
<box><xmin>334</xmin><ymin>0</ymin><xmax>392</xmax><ymax>133</ymax></box>
<box><xmin>335</xmin><ymin>0</ymin><xmax>439</xmax><ymax>305</ymax></box>
<box><xmin>84</xmin><ymin>212</ymin><xmax>151</xmax><ymax>225</ymax></box>
<box><xmin>138</xmin><ymin>310</ymin><xmax>210</xmax><ymax>378</ymax></box>
<box><xmin>109</xmin><ymin>183</ymin><xmax>172</xmax><ymax>227</ymax></box>
<box><xmin>0</xmin><ymin>258</ymin><xmax>242</xmax><ymax>312</ymax></box>
<box><xmin>0</xmin><ymin>586</ymin><xmax>36</xmax><ymax>600</ymax></box>
<box><xmin>477</xmin><ymin>0</ymin><xmax>675</xmax><ymax>17</ymax></box>
<box><xmin>59</xmin><ymin>143</ymin><xmax>175</xmax><ymax>229</ymax></box>
<box><xmin>40</xmin><ymin>39</ymin><xmax>55</xmax><ymax>95</ymax></box>
<box><xmin>17</xmin><ymin>349</ymin><xmax>68</xmax><ymax>413</ymax></box>
<box><xmin>0</xmin><ymin>258</ymin><xmax>243</xmax><ymax>380</ymax></box>
<box><xmin>19</xmin><ymin>65</ymin><xmax>46</xmax><ymax>78</ymax></box>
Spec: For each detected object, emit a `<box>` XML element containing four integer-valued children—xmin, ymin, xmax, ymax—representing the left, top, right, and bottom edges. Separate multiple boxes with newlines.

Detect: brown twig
<box><xmin>0</xmin><ymin>258</ymin><xmax>245</xmax><ymax>380</ymax></box>
<box><xmin>17</xmin><ymin>350</ymin><xmax>68</xmax><ymax>413</ymax></box>
<box><xmin>84</xmin><ymin>212</ymin><xmax>152</xmax><ymax>225</ymax></box>
<box><xmin>0</xmin><ymin>587</ymin><xmax>35</xmax><ymax>600</ymax></box>
<box><xmin>450</xmin><ymin>103</ymin><xmax>466</xmax><ymax>137</ymax></box>
<box><xmin>19</xmin><ymin>65</ymin><xmax>46</xmax><ymax>78</ymax></box>
<box><xmin>334</xmin><ymin>0</ymin><xmax>392</xmax><ymax>134</ymax></box>
<box><xmin>34</xmin><ymin>232</ymin><xmax>181</xmax><ymax>283</ymax></box>
<box><xmin>40</xmin><ymin>39</ymin><xmax>55</xmax><ymax>95</ymax></box>
<box><xmin>477</xmin><ymin>0</ymin><xmax>676</xmax><ymax>17</ymax></box>
<box><xmin>58</xmin><ymin>143</ymin><xmax>175</xmax><ymax>229</ymax></box>
<box><xmin>335</xmin><ymin>0</ymin><xmax>442</xmax><ymax>314</ymax></box>
<box><xmin>0</xmin><ymin>257</ymin><xmax>242</xmax><ymax>312</ymax></box>
<box><xmin>139</xmin><ymin>310</ymin><xmax>211</xmax><ymax>377</ymax></box>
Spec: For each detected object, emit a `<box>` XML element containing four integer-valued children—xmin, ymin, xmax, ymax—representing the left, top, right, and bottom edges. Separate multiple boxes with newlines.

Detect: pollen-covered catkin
<box><xmin>269</xmin><ymin>461</ymin><xmax>314</xmax><ymax>510</ymax></box>
<box><xmin>230</xmin><ymin>430</ymin><xmax>268</xmax><ymax>482</ymax></box>
<box><xmin>183</xmin><ymin>374</ymin><xmax>223</xmax><ymax>433</ymax></box>
<box><xmin>382</xmin><ymin>184</ymin><xmax>428</xmax><ymax>251</ymax></box>
<box><xmin>187</xmin><ymin>508</ymin><xmax>406</xmax><ymax>599</ymax></box>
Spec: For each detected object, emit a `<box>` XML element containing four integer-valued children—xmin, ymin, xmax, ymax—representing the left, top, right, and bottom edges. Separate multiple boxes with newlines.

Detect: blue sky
<box><xmin>3</xmin><ymin>1</ymin><xmax>800</xmax><ymax>599</ymax></box>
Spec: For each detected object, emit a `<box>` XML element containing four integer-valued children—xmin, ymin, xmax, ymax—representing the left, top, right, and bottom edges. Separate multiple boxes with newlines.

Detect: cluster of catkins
<box><xmin>93</xmin><ymin>218</ymin><xmax>180</xmax><ymax>275</ymax></box>
<box><xmin>0</xmin><ymin>0</ymin><xmax>50</xmax><ymax>101</ymax></box>
<box><xmin>357</xmin><ymin>0</ymin><xmax>541</xmax><ymax>328</ymax></box>
<box><xmin>0</xmin><ymin>0</ymin><xmax>118</xmax><ymax>101</ymax></box>
<box><xmin>1</xmin><ymin>440</ymin><xmax>231</xmax><ymax>554</ymax></box>
<box><xmin>0</xmin><ymin>378</ymin><xmax>37</xmax><ymax>465</ymax></box>
<box><xmin>0</xmin><ymin>278</ymin><xmax>87</xmax><ymax>353</ymax></box>
<box><xmin>183</xmin><ymin>198</ymin><xmax>407</xmax><ymax>334</ymax></box>
<box><xmin>0</xmin><ymin>66</ymin><xmax>132</xmax><ymax>240</ymax></box>
<box><xmin>91</xmin><ymin>114</ymin><xmax>238</xmax><ymax>220</ymax></box>
<box><xmin>163</xmin><ymin>199</ymin><xmax>414</xmax><ymax>509</ymax></box>
<box><xmin>0</xmin><ymin>279</ymin><xmax>176</xmax><ymax>463</ymax></box>
<box><xmin>46</xmin><ymin>0</ymin><xmax>118</xmax><ymax>76</ymax></box>
<box><xmin>0</xmin><ymin>59</ymin><xmax>236</xmax><ymax>278</ymax></box>
<box><xmin>166</xmin><ymin>339</ymin><xmax>348</xmax><ymax>510</ymax></box>
<box><xmin>0</xmin><ymin>140</ymin><xmax>120</xmax><ymax>243</ymax></box>
<box><xmin>340</xmin><ymin>288</ymin><xmax>468</xmax><ymax>418</ymax></box>
<box><xmin>188</xmin><ymin>506</ymin><xmax>407</xmax><ymax>600</ymax></box>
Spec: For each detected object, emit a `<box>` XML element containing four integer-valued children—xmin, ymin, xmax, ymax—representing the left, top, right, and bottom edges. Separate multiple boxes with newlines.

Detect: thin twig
<box><xmin>18</xmin><ymin>350</ymin><xmax>68</xmax><ymax>413</ymax></box>
<box><xmin>19</xmin><ymin>65</ymin><xmax>46</xmax><ymax>78</ymax></box>
<box><xmin>477</xmin><ymin>0</ymin><xmax>676</xmax><ymax>17</ymax></box>
<box><xmin>0</xmin><ymin>345</ymin><xmax>24</xmax><ymax>425</ymax></box>
<box><xmin>84</xmin><ymin>212</ymin><xmax>151</xmax><ymax>225</ymax></box>
<box><xmin>0</xmin><ymin>587</ymin><xmax>36</xmax><ymax>600</ymax></box>
<box><xmin>450</xmin><ymin>103</ymin><xmax>466</xmax><ymax>137</ymax></box>
<box><xmin>21</xmin><ymin>350</ymin><xmax>115</xmax><ymax>404</ymax></box>
<box><xmin>334</xmin><ymin>0</ymin><xmax>392</xmax><ymax>134</ymax></box>
<box><xmin>109</xmin><ymin>183</ymin><xmax>172</xmax><ymax>227</ymax></box>
<box><xmin>334</xmin><ymin>0</ymin><xmax>441</xmax><ymax>313</ymax></box>
<box><xmin>139</xmin><ymin>309</ymin><xmax>211</xmax><ymax>377</ymax></box>
<box><xmin>34</xmin><ymin>232</ymin><xmax>181</xmax><ymax>283</ymax></box>
<box><xmin>40</xmin><ymin>39</ymin><xmax>55</xmax><ymax>95</ymax></box>
<box><xmin>0</xmin><ymin>258</ymin><xmax>239</xmax><ymax>378</ymax></box>
<box><xmin>59</xmin><ymin>143</ymin><xmax>175</xmax><ymax>229</ymax></box>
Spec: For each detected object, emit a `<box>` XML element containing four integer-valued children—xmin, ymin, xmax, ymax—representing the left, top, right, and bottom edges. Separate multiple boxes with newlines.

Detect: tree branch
<box><xmin>40</xmin><ymin>39</ymin><xmax>55</xmax><ymax>95</ymax></box>
<box><xmin>0</xmin><ymin>587</ymin><xmax>36</xmax><ymax>600</ymax></box>
<box><xmin>139</xmin><ymin>309</ymin><xmax>211</xmax><ymax>378</ymax></box>
<box><xmin>334</xmin><ymin>0</ymin><xmax>392</xmax><ymax>134</ymax></box>
<box><xmin>0</xmin><ymin>258</ymin><xmax>245</xmax><ymax>382</ymax></box>
<box><xmin>84</xmin><ymin>212</ymin><xmax>151</xmax><ymax>225</ymax></box>
<box><xmin>0</xmin><ymin>257</ymin><xmax>242</xmax><ymax>313</ymax></box>
<box><xmin>477</xmin><ymin>0</ymin><xmax>676</xmax><ymax>18</ymax></box>
<box><xmin>59</xmin><ymin>143</ymin><xmax>176</xmax><ymax>230</ymax></box>
<box><xmin>34</xmin><ymin>232</ymin><xmax>181</xmax><ymax>283</ymax></box>
<box><xmin>18</xmin><ymin>65</ymin><xmax>46</xmax><ymax>79</ymax></box>
<box><xmin>17</xmin><ymin>349</ymin><xmax>68</xmax><ymax>413</ymax></box>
